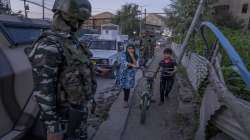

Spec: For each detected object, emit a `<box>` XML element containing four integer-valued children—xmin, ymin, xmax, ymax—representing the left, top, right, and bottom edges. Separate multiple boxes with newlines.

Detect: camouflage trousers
<box><xmin>64</xmin><ymin>105</ymin><xmax>88</xmax><ymax>140</ymax></box>
<box><xmin>39</xmin><ymin>103</ymin><xmax>88</xmax><ymax>140</ymax></box>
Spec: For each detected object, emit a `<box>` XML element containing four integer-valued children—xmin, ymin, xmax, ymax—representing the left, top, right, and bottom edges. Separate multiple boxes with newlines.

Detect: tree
<box><xmin>112</xmin><ymin>3</ymin><xmax>140</xmax><ymax>37</ymax></box>
<box><xmin>164</xmin><ymin>0</ymin><xmax>198</xmax><ymax>34</ymax></box>
<box><xmin>165</xmin><ymin>0</ymin><xmax>244</xmax><ymax>33</ymax></box>
<box><xmin>164</xmin><ymin>0</ymin><xmax>215</xmax><ymax>35</ymax></box>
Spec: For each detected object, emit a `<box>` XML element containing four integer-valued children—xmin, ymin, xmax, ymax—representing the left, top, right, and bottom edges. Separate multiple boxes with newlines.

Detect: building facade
<box><xmin>214</xmin><ymin>0</ymin><xmax>250</xmax><ymax>29</ymax></box>
<box><xmin>145</xmin><ymin>14</ymin><xmax>166</xmax><ymax>34</ymax></box>
<box><xmin>83</xmin><ymin>12</ymin><xmax>114</xmax><ymax>31</ymax></box>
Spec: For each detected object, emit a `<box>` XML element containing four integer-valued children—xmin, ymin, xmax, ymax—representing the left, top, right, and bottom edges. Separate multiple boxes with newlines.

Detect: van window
<box><xmin>90</xmin><ymin>40</ymin><xmax>116</xmax><ymax>50</ymax></box>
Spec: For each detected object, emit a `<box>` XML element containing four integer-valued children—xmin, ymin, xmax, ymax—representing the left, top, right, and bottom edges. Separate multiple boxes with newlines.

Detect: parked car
<box><xmin>89</xmin><ymin>39</ymin><xmax>125</xmax><ymax>78</ymax></box>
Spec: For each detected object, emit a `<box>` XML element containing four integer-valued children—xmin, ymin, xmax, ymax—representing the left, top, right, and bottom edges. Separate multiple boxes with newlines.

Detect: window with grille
<box><xmin>214</xmin><ymin>5</ymin><xmax>230</xmax><ymax>16</ymax></box>
<box><xmin>242</xmin><ymin>4</ymin><xmax>248</xmax><ymax>14</ymax></box>
<box><xmin>248</xmin><ymin>17</ymin><xmax>250</xmax><ymax>29</ymax></box>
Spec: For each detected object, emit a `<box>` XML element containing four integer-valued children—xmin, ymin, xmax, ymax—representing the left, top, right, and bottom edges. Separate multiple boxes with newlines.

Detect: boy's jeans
<box><xmin>160</xmin><ymin>77</ymin><xmax>174</xmax><ymax>102</ymax></box>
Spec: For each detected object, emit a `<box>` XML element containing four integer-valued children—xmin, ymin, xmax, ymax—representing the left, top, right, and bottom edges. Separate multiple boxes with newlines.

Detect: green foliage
<box><xmin>164</xmin><ymin>0</ymin><xmax>215</xmax><ymax>34</ymax></box>
<box><xmin>172</xmin><ymin>34</ymin><xmax>184</xmax><ymax>44</ymax></box>
<box><xmin>166</xmin><ymin>0</ymin><xmax>250</xmax><ymax>101</ymax></box>
<box><xmin>219</xmin><ymin>27</ymin><xmax>250</xmax><ymax>101</ymax></box>
<box><xmin>219</xmin><ymin>27</ymin><xmax>250</xmax><ymax>68</ymax></box>
<box><xmin>192</xmin><ymin>26</ymin><xmax>250</xmax><ymax>101</ymax></box>
<box><xmin>221</xmin><ymin>27</ymin><xmax>250</xmax><ymax>53</ymax></box>
<box><xmin>165</xmin><ymin>0</ymin><xmax>244</xmax><ymax>33</ymax></box>
<box><xmin>222</xmin><ymin>67</ymin><xmax>250</xmax><ymax>101</ymax></box>
<box><xmin>112</xmin><ymin>3</ymin><xmax>140</xmax><ymax>37</ymax></box>
<box><xmin>164</xmin><ymin>0</ymin><xmax>197</xmax><ymax>33</ymax></box>
<box><xmin>173</xmin><ymin>23</ymin><xmax>250</xmax><ymax>101</ymax></box>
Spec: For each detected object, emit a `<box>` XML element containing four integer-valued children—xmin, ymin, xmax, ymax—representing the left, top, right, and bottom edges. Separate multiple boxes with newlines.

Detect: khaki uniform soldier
<box><xmin>142</xmin><ymin>32</ymin><xmax>155</xmax><ymax>60</ymax></box>
<box><xmin>28</xmin><ymin>0</ymin><xmax>96</xmax><ymax>139</ymax></box>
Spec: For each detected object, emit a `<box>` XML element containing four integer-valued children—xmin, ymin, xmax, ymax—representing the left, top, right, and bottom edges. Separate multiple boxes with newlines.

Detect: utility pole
<box><xmin>21</xmin><ymin>0</ymin><xmax>51</xmax><ymax>18</ymax></box>
<box><xmin>178</xmin><ymin>0</ymin><xmax>205</xmax><ymax>63</ymax></box>
<box><xmin>42</xmin><ymin>0</ymin><xmax>45</xmax><ymax>20</ymax></box>
<box><xmin>92</xmin><ymin>18</ymin><xmax>95</xmax><ymax>29</ymax></box>
<box><xmin>139</xmin><ymin>6</ymin><xmax>143</xmax><ymax>37</ymax></box>
<box><xmin>24</xmin><ymin>0</ymin><xmax>27</xmax><ymax>18</ymax></box>
<box><xmin>139</xmin><ymin>16</ymin><xmax>142</xmax><ymax>36</ymax></box>
<box><xmin>144</xmin><ymin>8</ymin><xmax>147</xmax><ymax>28</ymax></box>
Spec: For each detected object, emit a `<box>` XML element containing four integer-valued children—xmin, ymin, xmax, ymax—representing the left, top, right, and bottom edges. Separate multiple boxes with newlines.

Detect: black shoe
<box><xmin>165</xmin><ymin>94</ymin><xmax>169</xmax><ymax>99</ymax></box>
<box><xmin>151</xmin><ymin>99</ymin><xmax>156</xmax><ymax>103</ymax></box>
<box><xmin>158</xmin><ymin>102</ymin><xmax>164</xmax><ymax>106</ymax></box>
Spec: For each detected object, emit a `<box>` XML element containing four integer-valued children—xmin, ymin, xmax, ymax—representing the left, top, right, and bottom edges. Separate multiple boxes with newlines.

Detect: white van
<box><xmin>89</xmin><ymin>39</ymin><xmax>125</xmax><ymax>78</ymax></box>
<box><xmin>90</xmin><ymin>24</ymin><xmax>128</xmax><ymax>78</ymax></box>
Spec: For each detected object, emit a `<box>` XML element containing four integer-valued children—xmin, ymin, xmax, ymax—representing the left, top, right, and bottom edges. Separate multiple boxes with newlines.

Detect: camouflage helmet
<box><xmin>52</xmin><ymin>0</ymin><xmax>92</xmax><ymax>20</ymax></box>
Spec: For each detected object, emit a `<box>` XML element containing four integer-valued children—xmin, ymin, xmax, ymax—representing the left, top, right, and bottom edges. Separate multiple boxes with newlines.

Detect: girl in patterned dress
<box><xmin>117</xmin><ymin>44</ymin><xmax>139</xmax><ymax>108</ymax></box>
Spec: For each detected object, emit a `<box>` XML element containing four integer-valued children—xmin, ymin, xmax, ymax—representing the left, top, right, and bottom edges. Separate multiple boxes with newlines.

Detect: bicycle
<box><xmin>139</xmin><ymin>67</ymin><xmax>176</xmax><ymax>124</ymax></box>
<box><xmin>139</xmin><ymin>69</ymin><xmax>157</xmax><ymax>124</ymax></box>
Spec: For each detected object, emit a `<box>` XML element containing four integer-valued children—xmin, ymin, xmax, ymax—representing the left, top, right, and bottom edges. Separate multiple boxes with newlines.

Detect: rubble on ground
<box><xmin>87</xmin><ymin>87</ymin><xmax>121</xmax><ymax>138</ymax></box>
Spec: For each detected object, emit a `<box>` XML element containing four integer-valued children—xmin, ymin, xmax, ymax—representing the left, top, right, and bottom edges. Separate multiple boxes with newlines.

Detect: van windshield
<box><xmin>90</xmin><ymin>40</ymin><xmax>116</xmax><ymax>50</ymax></box>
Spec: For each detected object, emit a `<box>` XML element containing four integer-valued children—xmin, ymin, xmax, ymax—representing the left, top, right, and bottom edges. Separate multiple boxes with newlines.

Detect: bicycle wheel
<box><xmin>140</xmin><ymin>95</ymin><xmax>148</xmax><ymax>124</ymax></box>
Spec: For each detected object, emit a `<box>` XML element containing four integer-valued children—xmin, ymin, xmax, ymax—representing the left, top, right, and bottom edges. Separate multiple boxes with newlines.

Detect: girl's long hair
<box><xmin>126</xmin><ymin>45</ymin><xmax>138</xmax><ymax>63</ymax></box>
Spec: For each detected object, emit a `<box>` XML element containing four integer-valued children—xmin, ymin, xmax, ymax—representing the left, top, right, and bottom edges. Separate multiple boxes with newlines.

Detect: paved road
<box><xmin>121</xmin><ymin>47</ymin><xmax>184</xmax><ymax>140</ymax></box>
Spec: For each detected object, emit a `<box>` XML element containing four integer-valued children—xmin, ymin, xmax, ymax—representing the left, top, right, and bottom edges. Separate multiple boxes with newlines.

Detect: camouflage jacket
<box><xmin>29</xmin><ymin>31</ymin><xmax>97</xmax><ymax>103</ymax></box>
<box><xmin>28</xmin><ymin>31</ymin><xmax>97</xmax><ymax>132</ymax></box>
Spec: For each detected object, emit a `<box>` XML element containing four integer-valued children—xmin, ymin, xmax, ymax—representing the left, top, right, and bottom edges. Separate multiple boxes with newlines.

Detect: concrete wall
<box><xmin>215</xmin><ymin>0</ymin><xmax>250</xmax><ymax>29</ymax></box>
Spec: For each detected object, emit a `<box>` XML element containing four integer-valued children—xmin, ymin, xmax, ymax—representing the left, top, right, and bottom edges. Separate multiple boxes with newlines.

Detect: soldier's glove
<box><xmin>90</xmin><ymin>99</ymin><xmax>97</xmax><ymax>114</ymax></box>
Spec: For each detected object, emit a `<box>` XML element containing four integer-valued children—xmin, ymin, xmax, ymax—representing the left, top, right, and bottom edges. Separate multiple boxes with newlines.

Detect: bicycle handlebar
<box><xmin>138</xmin><ymin>67</ymin><xmax>157</xmax><ymax>79</ymax></box>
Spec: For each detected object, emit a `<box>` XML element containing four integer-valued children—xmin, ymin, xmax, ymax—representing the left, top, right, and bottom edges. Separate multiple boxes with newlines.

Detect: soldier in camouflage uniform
<box><xmin>28</xmin><ymin>0</ymin><xmax>96</xmax><ymax>139</ymax></box>
<box><xmin>142</xmin><ymin>31</ymin><xmax>155</xmax><ymax>60</ymax></box>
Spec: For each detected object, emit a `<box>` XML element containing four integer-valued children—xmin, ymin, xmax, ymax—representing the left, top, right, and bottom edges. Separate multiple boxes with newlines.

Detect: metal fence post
<box><xmin>178</xmin><ymin>0</ymin><xmax>206</xmax><ymax>64</ymax></box>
